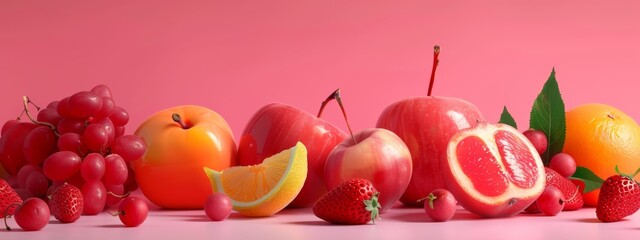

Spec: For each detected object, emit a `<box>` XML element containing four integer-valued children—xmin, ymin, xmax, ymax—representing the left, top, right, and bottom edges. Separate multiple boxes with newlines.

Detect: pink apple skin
<box><xmin>237</xmin><ymin>103</ymin><xmax>347</xmax><ymax>207</ymax></box>
<box><xmin>324</xmin><ymin>128</ymin><xmax>412</xmax><ymax>213</ymax></box>
<box><xmin>376</xmin><ymin>96</ymin><xmax>484</xmax><ymax>207</ymax></box>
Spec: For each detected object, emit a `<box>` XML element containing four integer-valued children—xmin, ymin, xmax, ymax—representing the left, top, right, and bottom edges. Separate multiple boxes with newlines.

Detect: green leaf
<box><xmin>499</xmin><ymin>106</ymin><xmax>518</xmax><ymax>129</ymax></box>
<box><xmin>529</xmin><ymin>68</ymin><xmax>566</xmax><ymax>165</ymax></box>
<box><xmin>571</xmin><ymin>167</ymin><xmax>604</xmax><ymax>193</ymax></box>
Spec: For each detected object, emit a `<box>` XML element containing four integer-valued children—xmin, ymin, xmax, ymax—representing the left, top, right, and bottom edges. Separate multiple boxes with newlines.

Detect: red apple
<box><xmin>324</xmin><ymin>128</ymin><xmax>412</xmax><ymax>213</ymax></box>
<box><xmin>376</xmin><ymin>46</ymin><xmax>485</xmax><ymax>206</ymax></box>
<box><xmin>237</xmin><ymin>102</ymin><xmax>347</xmax><ymax>207</ymax></box>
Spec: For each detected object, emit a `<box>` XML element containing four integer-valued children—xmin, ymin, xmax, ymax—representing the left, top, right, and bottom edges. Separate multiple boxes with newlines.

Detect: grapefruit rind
<box><xmin>204</xmin><ymin>142</ymin><xmax>308</xmax><ymax>217</ymax></box>
<box><xmin>446</xmin><ymin>123</ymin><xmax>545</xmax><ymax>215</ymax></box>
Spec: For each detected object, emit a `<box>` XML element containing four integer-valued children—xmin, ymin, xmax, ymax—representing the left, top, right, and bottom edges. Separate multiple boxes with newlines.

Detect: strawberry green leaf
<box><xmin>571</xmin><ymin>167</ymin><xmax>604</xmax><ymax>193</ymax></box>
<box><xmin>499</xmin><ymin>106</ymin><xmax>518</xmax><ymax>129</ymax></box>
<box><xmin>529</xmin><ymin>68</ymin><xmax>566</xmax><ymax>165</ymax></box>
<box><xmin>364</xmin><ymin>193</ymin><xmax>380</xmax><ymax>224</ymax></box>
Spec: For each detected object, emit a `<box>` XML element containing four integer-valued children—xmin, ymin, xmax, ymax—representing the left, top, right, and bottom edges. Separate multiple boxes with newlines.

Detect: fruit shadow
<box><xmin>96</xmin><ymin>224</ymin><xmax>124</xmax><ymax>228</ymax></box>
<box><xmin>389</xmin><ymin>210</ymin><xmax>482</xmax><ymax>222</ymax></box>
<box><xmin>573</xmin><ymin>218</ymin><xmax>613</xmax><ymax>223</ymax></box>
<box><xmin>286</xmin><ymin>220</ymin><xmax>365</xmax><ymax>226</ymax></box>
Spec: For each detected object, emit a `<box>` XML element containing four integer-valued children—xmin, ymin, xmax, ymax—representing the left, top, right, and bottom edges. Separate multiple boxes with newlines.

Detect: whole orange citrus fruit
<box><xmin>563</xmin><ymin>103</ymin><xmax>640</xmax><ymax>206</ymax></box>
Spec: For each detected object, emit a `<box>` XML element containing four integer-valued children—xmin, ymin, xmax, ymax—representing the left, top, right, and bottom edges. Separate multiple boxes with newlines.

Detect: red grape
<box><xmin>68</xmin><ymin>91</ymin><xmax>103</xmax><ymax>118</ymax></box>
<box><xmin>109</xmin><ymin>106</ymin><xmax>129</xmax><ymax>127</ymax></box>
<box><xmin>56</xmin><ymin>97</ymin><xmax>72</xmax><ymax>118</ymax></box>
<box><xmin>43</xmin><ymin>151</ymin><xmax>82</xmax><ymax>181</ymax></box>
<box><xmin>81</xmin><ymin>181</ymin><xmax>107</xmax><ymax>215</ymax></box>
<box><xmin>11</xmin><ymin>198</ymin><xmax>50</xmax><ymax>231</ymax></box>
<box><xmin>115</xmin><ymin>126</ymin><xmax>125</xmax><ymax>138</ymax></box>
<box><xmin>81</xmin><ymin>153</ymin><xmax>105</xmax><ymax>182</ymax></box>
<box><xmin>57</xmin><ymin>117</ymin><xmax>87</xmax><ymax>134</ymax></box>
<box><xmin>423</xmin><ymin>188</ymin><xmax>456</xmax><ymax>222</ymax></box>
<box><xmin>204</xmin><ymin>192</ymin><xmax>232</xmax><ymax>221</ymax></box>
<box><xmin>23</xmin><ymin>126</ymin><xmax>58</xmax><ymax>165</ymax></box>
<box><xmin>117</xmin><ymin>196</ymin><xmax>148</xmax><ymax>227</ymax></box>
<box><xmin>17</xmin><ymin>164</ymin><xmax>41</xmax><ymax>189</ymax></box>
<box><xmin>537</xmin><ymin>186</ymin><xmax>565</xmax><ymax>216</ymax></box>
<box><xmin>83</xmin><ymin>124</ymin><xmax>109</xmax><ymax>152</ymax></box>
<box><xmin>25</xmin><ymin>171</ymin><xmax>49</xmax><ymax>197</ymax></box>
<box><xmin>57</xmin><ymin>132</ymin><xmax>87</xmax><ymax>156</ymax></box>
<box><xmin>1</xmin><ymin>119</ymin><xmax>21</xmax><ymax>136</ymax></box>
<box><xmin>105</xmin><ymin>184</ymin><xmax>125</xmax><ymax>207</ymax></box>
<box><xmin>549</xmin><ymin>153</ymin><xmax>577</xmax><ymax>178</ymax></box>
<box><xmin>93</xmin><ymin>118</ymin><xmax>115</xmax><ymax>145</ymax></box>
<box><xmin>37</xmin><ymin>108</ymin><xmax>62</xmax><ymax>126</ymax></box>
<box><xmin>91</xmin><ymin>85</ymin><xmax>113</xmax><ymax>98</ymax></box>
<box><xmin>522</xmin><ymin>129</ymin><xmax>548</xmax><ymax>155</ymax></box>
<box><xmin>103</xmin><ymin>154</ymin><xmax>127</xmax><ymax>185</ymax></box>
<box><xmin>0</xmin><ymin>122</ymin><xmax>37</xmax><ymax>175</ymax></box>
<box><xmin>93</xmin><ymin>97</ymin><xmax>116</xmax><ymax>120</ymax></box>
<box><xmin>13</xmin><ymin>188</ymin><xmax>34</xmax><ymax>201</ymax></box>
<box><xmin>111</xmin><ymin>135</ymin><xmax>147</xmax><ymax>161</ymax></box>
<box><xmin>46</xmin><ymin>100</ymin><xmax>59</xmax><ymax>109</ymax></box>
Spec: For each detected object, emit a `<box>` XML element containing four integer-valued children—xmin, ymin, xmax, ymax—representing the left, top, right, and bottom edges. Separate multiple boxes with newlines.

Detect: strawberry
<box><xmin>596</xmin><ymin>174</ymin><xmax>640</xmax><ymax>222</ymax></box>
<box><xmin>49</xmin><ymin>183</ymin><xmax>83</xmax><ymax>223</ymax></box>
<box><xmin>0</xmin><ymin>179</ymin><xmax>23</xmax><ymax>217</ymax></box>
<box><xmin>545</xmin><ymin>167</ymin><xmax>583</xmax><ymax>211</ymax></box>
<box><xmin>312</xmin><ymin>178</ymin><xmax>380</xmax><ymax>225</ymax></box>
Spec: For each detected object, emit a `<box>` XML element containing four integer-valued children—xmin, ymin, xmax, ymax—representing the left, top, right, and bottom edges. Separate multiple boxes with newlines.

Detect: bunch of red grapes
<box><xmin>0</xmin><ymin>85</ymin><xmax>146</xmax><ymax>216</ymax></box>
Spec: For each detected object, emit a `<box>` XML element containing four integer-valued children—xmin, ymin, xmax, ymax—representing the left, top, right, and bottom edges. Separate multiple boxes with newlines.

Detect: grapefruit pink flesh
<box><xmin>445</xmin><ymin>123</ymin><xmax>545</xmax><ymax>218</ymax></box>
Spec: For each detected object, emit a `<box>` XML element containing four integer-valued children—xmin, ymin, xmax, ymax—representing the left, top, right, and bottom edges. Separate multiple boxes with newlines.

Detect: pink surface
<box><xmin>1</xmin><ymin>204</ymin><xmax>634</xmax><ymax>240</ymax></box>
<box><xmin>1</xmin><ymin>1</ymin><xmax>640</xmax><ymax>239</ymax></box>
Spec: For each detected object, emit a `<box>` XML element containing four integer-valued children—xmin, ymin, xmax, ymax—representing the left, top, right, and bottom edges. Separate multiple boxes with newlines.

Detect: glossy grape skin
<box><xmin>81</xmin><ymin>153</ymin><xmax>106</xmax><ymax>182</ymax></box>
<box><xmin>13</xmin><ymin>198</ymin><xmax>50</xmax><ymax>231</ymax></box>
<box><xmin>204</xmin><ymin>193</ymin><xmax>233</xmax><ymax>221</ymax></box>
<box><xmin>57</xmin><ymin>117</ymin><xmax>87</xmax><ymax>135</ymax></box>
<box><xmin>93</xmin><ymin>97</ymin><xmax>116</xmax><ymax>120</ymax></box>
<box><xmin>37</xmin><ymin>108</ymin><xmax>62</xmax><ymax>126</ymax></box>
<box><xmin>83</xmin><ymin>124</ymin><xmax>109</xmax><ymax>152</ymax></box>
<box><xmin>105</xmin><ymin>184</ymin><xmax>125</xmax><ymax>207</ymax></box>
<box><xmin>2</xmin><ymin>119</ymin><xmax>22</xmax><ymax>136</ymax></box>
<box><xmin>56</xmin><ymin>97</ymin><xmax>72</xmax><ymax>118</ymax></box>
<box><xmin>81</xmin><ymin>181</ymin><xmax>107</xmax><ymax>215</ymax></box>
<box><xmin>25</xmin><ymin>171</ymin><xmax>49</xmax><ymax>197</ymax></box>
<box><xmin>522</xmin><ymin>129</ymin><xmax>548</xmax><ymax>155</ymax></box>
<box><xmin>57</xmin><ymin>132</ymin><xmax>87</xmax><ymax>156</ymax></box>
<box><xmin>17</xmin><ymin>164</ymin><xmax>42</xmax><ymax>189</ymax></box>
<box><xmin>0</xmin><ymin>122</ymin><xmax>38</xmax><ymax>174</ymax></box>
<box><xmin>111</xmin><ymin>135</ymin><xmax>147</xmax><ymax>161</ymax></box>
<box><xmin>109</xmin><ymin>106</ymin><xmax>129</xmax><ymax>127</ymax></box>
<box><xmin>68</xmin><ymin>91</ymin><xmax>103</xmax><ymax>118</ymax></box>
<box><xmin>43</xmin><ymin>151</ymin><xmax>82</xmax><ymax>181</ymax></box>
<box><xmin>90</xmin><ymin>85</ymin><xmax>112</xmax><ymax>98</ymax></box>
<box><xmin>103</xmin><ymin>154</ymin><xmax>128</xmax><ymax>185</ymax></box>
<box><xmin>118</xmin><ymin>197</ymin><xmax>148</xmax><ymax>227</ymax></box>
<box><xmin>92</xmin><ymin>118</ymin><xmax>115</xmax><ymax>145</ymax></box>
<box><xmin>537</xmin><ymin>186</ymin><xmax>565</xmax><ymax>216</ymax></box>
<box><xmin>23</xmin><ymin>126</ymin><xmax>58</xmax><ymax>165</ymax></box>
<box><xmin>549</xmin><ymin>153</ymin><xmax>577</xmax><ymax>178</ymax></box>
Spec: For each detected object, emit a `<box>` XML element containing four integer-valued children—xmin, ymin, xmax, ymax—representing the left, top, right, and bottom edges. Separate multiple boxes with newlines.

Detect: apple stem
<box><xmin>172</xmin><ymin>113</ymin><xmax>190</xmax><ymax>129</ymax></box>
<box><xmin>318</xmin><ymin>89</ymin><xmax>357</xmax><ymax>145</ymax></box>
<box><xmin>22</xmin><ymin>96</ymin><xmax>59</xmax><ymax>136</ymax></box>
<box><xmin>427</xmin><ymin>45</ymin><xmax>440</xmax><ymax>97</ymax></box>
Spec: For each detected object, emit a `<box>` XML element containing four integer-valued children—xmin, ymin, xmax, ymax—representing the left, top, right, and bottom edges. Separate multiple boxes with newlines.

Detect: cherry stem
<box><xmin>4</xmin><ymin>203</ymin><xmax>20</xmax><ymax>231</ymax></box>
<box><xmin>22</xmin><ymin>96</ymin><xmax>59</xmax><ymax>135</ymax></box>
<box><xmin>172</xmin><ymin>113</ymin><xmax>189</xmax><ymax>129</ymax></box>
<box><xmin>107</xmin><ymin>191</ymin><xmax>131</xmax><ymax>199</ymax></box>
<box><xmin>318</xmin><ymin>89</ymin><xmax>357</xmax><ymax>145</ymax></box>
<box><xmin>427</xmin><ymin>45</ymin><xmax>440</xmax><ymax>97</ymax></box>
<box><xmin>109</xmin><ymin>211</ymin><xmax>123</xmax><ymax>217</ymax></box>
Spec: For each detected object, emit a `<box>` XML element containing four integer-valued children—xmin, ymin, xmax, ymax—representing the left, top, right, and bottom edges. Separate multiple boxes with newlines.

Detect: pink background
<box><xmin>1</xmin><ymin>0</ymin><xmax>639</xmax><ymax>140</ymax></box>
<box><xmin>2</xmin><ymin>1</ymin><xmax>640</xmax><ymax>239</ymax></box>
